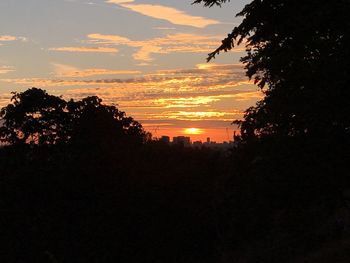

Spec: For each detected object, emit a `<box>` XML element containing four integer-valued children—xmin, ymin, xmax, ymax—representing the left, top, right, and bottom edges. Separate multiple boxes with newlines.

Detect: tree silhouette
<box><xmin>68</xmin><ymin>96</ymin><xmax>146</xmax><ymax>148</ymax></box>
<box><xmin>194</xmin><ymin>0</ymin><xmax>350</xmax><ymax>139</ymax></box>
<box><xmin>0</xmin><ymin>88</ymin><xmax>146</xmax><ymax>146</ymax></box>
<box><xmin>0</xmin><ymin>88</ymin><xmax>68</xmax><ymax>145</ymax></box>
<box><xmin>192</xmin><ymin>2</ymin><xmax>350</xmax><ymax>261</ymax></box>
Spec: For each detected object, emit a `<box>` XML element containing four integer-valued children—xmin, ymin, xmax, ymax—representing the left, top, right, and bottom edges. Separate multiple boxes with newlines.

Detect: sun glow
<box><xmin>183</xmin><ymin>128</ymin><xmax>204</xmax><ymax>135</ymax></box>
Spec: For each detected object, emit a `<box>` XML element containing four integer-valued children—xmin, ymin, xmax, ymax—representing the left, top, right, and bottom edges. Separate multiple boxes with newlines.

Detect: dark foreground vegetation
<box><xmin>1</xmin><ymin>0</ymin><xmax>350</xmax><ymax>262</ymax></box>
<box><xmin>0</xmin><ymin>88</ymin><xmax>230</xmax><ymax>263</ymax></box>
<box><xmin>0</xmin><ymin>93</ymin><xmax>349</xmax><ymax>263</ymax></box>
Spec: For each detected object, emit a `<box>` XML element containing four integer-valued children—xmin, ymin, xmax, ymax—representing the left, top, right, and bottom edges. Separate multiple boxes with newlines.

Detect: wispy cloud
<box><xmin>106</xmin><ymin>0</ymin><xmax>219</xmax><ymax>28</ymax></box>
<box><xmin>49</xmin><ymin>46</ymin><xmax>118</xmax><ymax>53</ymax></box>
<box><xmin>0</xmin><ymin>64</ymin><xmax>260</xmax><ymax>124</ymax></box>
<box><xmin>0</xmin><ymin>35</ymin><xmax>17</xmax><ymax>42</ymax></box>
<box><xmin>0</xmin><ymin>35</ymin><xmax>27</xmax><ymax>45</ymax></box>
<box><xmin>232</xmin><ymin>91</ymin><xmax>263</xmax><ymax>101</ymax></box>
<box><xmin>52</xmin><ymin>63</ymin><xmax>141</xmax><ymax>77</ymax></box>
<box><xmin>145</xmin><ymin>110</ymin><xmax>242</xmax><ymax>122</ymax></box>
<box><xmin>1</xmin><ymin>64</ymin><xmax>248</xmax><ymax>89</ymax></box>
<box><xmin>0</xmin><ymin>66</ymin><xmax>15</xmax><ymax>74</ymax></box>
<box><xmin>87</xmin><ymin>33</ymin><xmax>241</xmax><ymax>61</ymax></box>
<box><xmin>153</xmin><ymin>27</ymin><xmax>177</xmax><ymax>30</ymax></box>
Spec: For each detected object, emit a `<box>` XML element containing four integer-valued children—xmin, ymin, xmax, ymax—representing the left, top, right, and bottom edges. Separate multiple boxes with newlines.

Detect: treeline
<box><xmin>1</xmin><ymin>87</ymin><xmax>350</xmax><ymax>263</ymax></box>
<box><xmin>0</xmin><ymin>88</ymin><xmax>229</xmax><ymax>263</ymax></box>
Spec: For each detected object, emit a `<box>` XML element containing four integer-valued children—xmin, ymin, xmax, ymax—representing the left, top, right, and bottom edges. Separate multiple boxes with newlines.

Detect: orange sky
<box><xmin>146</xmin><ymin>126</ymin><xmax>240</xmax><ymax>143</ymax></box>
<box><xmin>0</xmin><ymin>0</ymin><xmax>257</xmax><ymax>142</ymax></box>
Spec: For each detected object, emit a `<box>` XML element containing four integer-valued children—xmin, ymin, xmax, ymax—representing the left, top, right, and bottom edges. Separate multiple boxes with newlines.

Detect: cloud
<box><xmin>52</xmin><ymin>63</ymin><xmax>141</xmax><ymax>77</ymax></box>
<box><xmin>232</xmin><ymin>91</ymin><xmax>264</xmax><ymax>101</ymax></box>
<box><xmin>0</xmin><ymin>63</ymin><xmax>260</xmax><ymax>124</ymax></box>
<box><xmin>49</xmin><ymin>46</ymin><xmax>118</xmax><ymax>53</ymax></box>
<box><xmin>0</xmin><ymin>35</ymin><xmax>17</xmax><ymax>42</ymax></box>
<box><xmin>88</xmin><ymin>34</ymin><xmax>132</xmax><ymax>45</ymax></box>
<box><xmin>0</xmin><ymin>66</ymin><xmax>15</xmax><ymax>74</ymax></box>
<box><xmin>106</xmin><ymin>0</ymin><xmax>219</xmax><ymax>28</ymax></box>
<box><xmin>1</xmin><ymin>64</ymin><xmax>249</xmax><ymax>89</ymax></box>
<box><xmin>121</xmin><ymin>4</ymin><xmax>219</xmax><ymax>28</ymax></box>
<box><xmin>145</xmin><ymin>110</ymin><xmax>243</xmax><ymax>121</ymax></box>
<box><xmin>153</xmin><ymin>27</ymin><xmax>177</xmax><ymax>30</ymax></box>
<box><xmin>87</xmin><ymin>33</ymin><xmax>240</xmax><ymax>61</ymax></box>
<box><xmin>133</xmin><ymin>45</ymin><xmax>164</xmax><ymax>61</ymax></box>
<box><xmin>0</xmin><ymin>35</ymin><xmax>27</xmax><ymax>46</ymax></box>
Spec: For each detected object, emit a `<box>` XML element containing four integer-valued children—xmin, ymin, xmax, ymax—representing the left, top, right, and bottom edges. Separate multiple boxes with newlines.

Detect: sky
<box><xmin>0</xmin><ymin>0</ymin><xmax>262</xmax><ymax>142</ymax></box>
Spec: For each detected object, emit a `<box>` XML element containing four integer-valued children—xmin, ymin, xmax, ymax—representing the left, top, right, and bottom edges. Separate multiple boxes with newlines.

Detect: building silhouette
<box><xmin>159</xmin><ymin>136</ymin><xmax>170</xmax><ymax>144</ymax></box>
<box><xmin>173</xmin><ymin>136</ymin><xmax>191</xmax><ymax>147</ymax></box>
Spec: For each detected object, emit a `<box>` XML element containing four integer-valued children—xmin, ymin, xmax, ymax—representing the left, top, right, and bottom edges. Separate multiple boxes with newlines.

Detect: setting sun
<box><xmin>183</xmin><ymin>128</ymin><xmax>204</xmax><ymax>135</ymax></box>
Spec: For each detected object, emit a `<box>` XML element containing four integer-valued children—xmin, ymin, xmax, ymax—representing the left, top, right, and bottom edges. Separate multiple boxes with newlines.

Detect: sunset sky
<box><xmin>0</xmin><ymin>0</ymin><xmax>262</xmax><ymax>142</ymax></box>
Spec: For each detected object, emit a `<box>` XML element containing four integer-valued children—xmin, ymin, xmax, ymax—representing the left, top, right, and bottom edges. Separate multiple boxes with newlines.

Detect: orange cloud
<box><xmin>0</xmin><ymin>64</ymin><xmax>260</xmax><ymax>130</ymax></box>
<box><xmin>153</xmin><ymin>27</ymin><xmax>177</xmax><ymax>30</ymax></box>
<box><xmin>106</xmin><ymin>1</ymin><xmax>219</xmax><ymax>28</ymax></box>
<box><xmin>0</xmin><ymin>64</ymin><xmax>249</xmax><ymax>91</ymax></box>
<box><xmin>0</xmin><ymin>35</ymin><xmax>27</xmax><ymax>44</ymax></box>
<box><xmin>145</xmin><ymin>110</ymin><xmax>243</xmax><ymax>122</ymax></box>
<box><xmin>88</xmin><ymin>34</ymin><xmax>132</xmax><ymax>45</ymax></box>
<box><xmin>49</xmin><ymin>46</ymin><xmax>118</xmax><ymax>53</ymax></box>
<box><xmin>152</xmin><ymin>96</ymin><xmax>221</xmax><ymax>108</ymax></box>
<box><xmin>0</xmin><ymin>35</ymin><xmax>17</xmax><ymax>42</ymax></box>
<box><xmin>0</xmin><ymin>66</ymin><xmax>15</xmax><ymax>74</ymax></box>
<box><xmin>52</xmin><ymin>63</ymin><xmax>141</xmax><ymax>77</ymax></box>
<box><xmin>232</xmin><ymin>91</ymin><xmax>264</xmax><ymax>101</ymax></box>
<box><xmin>87</xmin><ymin>33</ymin><xmax>235</xmax><ymax>61</ymax></box>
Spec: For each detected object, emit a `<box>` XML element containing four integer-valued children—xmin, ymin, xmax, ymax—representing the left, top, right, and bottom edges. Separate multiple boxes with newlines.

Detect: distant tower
<box><xmin>207</xmin><ymin>137</ymin><xmax>210</xmax><ymax>143</ymax></box>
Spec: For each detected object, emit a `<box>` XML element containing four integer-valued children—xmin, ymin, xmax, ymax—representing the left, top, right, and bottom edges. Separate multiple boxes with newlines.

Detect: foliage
<box><xmin>0</xmin><ymin>88</ymin><xmax>146</xmax><ymax>145</ymax></box>
<box><xmin>195</xmin><ymin>0</ymin><xmax>350</xmax><ymax>139</ymax></box>
<box><xmin>0</xmin><ymin>88</ymin><xmax>67</xmax><ymax>145</ymax></box>
<box><xmin>192</xmin><ymin>0</ymin><xmax>230</xmax><ymax>7</ymax></box>
<box><xmin>191</xmin><ymin>1</ymin><xmax>350</xmax><ymax>262</ymax></box>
